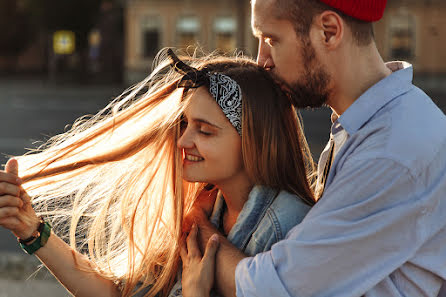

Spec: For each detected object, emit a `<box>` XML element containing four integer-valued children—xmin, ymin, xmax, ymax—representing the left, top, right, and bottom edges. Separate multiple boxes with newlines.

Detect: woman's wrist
<box><xmin>18</xmin><ymin>217</ymin><xmax>52</xmax><ymax>255</ymax></box>
<box><xmin>17</xmin><ymin>216</ymin><xmax>43</xmax><ymax>240</ymax></box>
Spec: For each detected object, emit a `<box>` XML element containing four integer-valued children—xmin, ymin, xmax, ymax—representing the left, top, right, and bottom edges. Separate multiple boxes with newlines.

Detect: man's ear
<box><xmin>313</xmin><ymin>10</ymin><xmax>344</xmax><ymax>50</ymax></box>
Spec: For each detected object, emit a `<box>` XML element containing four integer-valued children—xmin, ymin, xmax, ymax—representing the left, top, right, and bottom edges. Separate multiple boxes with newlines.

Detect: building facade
<box><xmin>124</xmin><ymin>0</ymin><xmax>256</xmax><ymax>82</ymax></box>
<box><xmin>124</xmin><ymin>0</ymin><xmax>446</xmax><ymax>87</ymax></box>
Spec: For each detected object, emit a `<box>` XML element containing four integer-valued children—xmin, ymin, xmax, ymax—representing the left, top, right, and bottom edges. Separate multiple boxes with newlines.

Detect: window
<box><xmin>214</xmin><ymin>17</ymin><xmax>237</xmax><ymax>53</ymax></box>
<box><xmin>141</xmin><ymin>16</ymin><xmax>161</xmax><ymax>58</ymax></box>
<box><xmin>176</xmin><ymin>16</ymin><xmax>200</xmax><ymax>49</ymax></box>
<box><xmin>389</xmin><ymin>10</ymin><xmax>416</xmax><ymax>61</ymax></box>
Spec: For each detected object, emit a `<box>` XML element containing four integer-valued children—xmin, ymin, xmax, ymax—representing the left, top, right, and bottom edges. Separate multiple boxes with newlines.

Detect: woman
<box><xmin>0</xmin><ymin>49</ymin><xmax>315</xmax><ymax>297</ymax></box>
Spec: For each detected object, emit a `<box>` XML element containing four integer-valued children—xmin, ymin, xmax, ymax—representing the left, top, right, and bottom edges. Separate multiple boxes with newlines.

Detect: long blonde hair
<box><xmin>16</xmin><ymin>51</ymin><xmax>315</xmax><ymax>297</ymax></box>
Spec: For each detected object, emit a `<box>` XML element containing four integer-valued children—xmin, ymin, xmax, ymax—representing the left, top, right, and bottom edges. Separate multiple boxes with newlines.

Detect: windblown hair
<box><xmin>16</xmin><ymin>50</ymin><xmax>315</xmax><ymax>297</ymax></box>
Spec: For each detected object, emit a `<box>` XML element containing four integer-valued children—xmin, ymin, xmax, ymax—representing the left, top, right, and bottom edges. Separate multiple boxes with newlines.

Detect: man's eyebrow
<box><xmin>252</xmin><ymin>25</ymin><xmax>262</xmax><ymax>38</ymax></box>
<box><xmin>192</xmin><ymin>118</ymin><xmax>222</xmax><ymax>129</ymax></box>
<box><xmin>251</xmin><ymin>24</ymin><xmax>278</xmax><ymax>40</ymax></box>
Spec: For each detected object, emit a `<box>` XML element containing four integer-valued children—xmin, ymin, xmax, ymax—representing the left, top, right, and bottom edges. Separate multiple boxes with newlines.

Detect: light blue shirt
<box><xmin>235</xmin><ymin>62</ymin><xmax>446</xmax><ymax>297</ymax></box>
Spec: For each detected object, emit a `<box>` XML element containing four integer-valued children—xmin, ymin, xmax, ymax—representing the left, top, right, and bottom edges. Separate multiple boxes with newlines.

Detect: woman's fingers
<box><xmin>0</xmin><ymin>216</ymin><xmax>20</xmax><ymax>230</ymax></box>
<box><xmin>20</xmin><ymin>190</ymin><xmax>32</xmax><ymax>205</ymax></box>
<box><xmin>180</xmin><ymin>234</ymin><xmax>188</xmax><ymax>261</ymax></box>
<box><xmin>0</xmin><ymin>182</ymin><xmax>20</xmax><ymax>196</ymax></box>
<box><xmin>186</xmin><ymin>224</ymin><xmax>200</xmax><ymax>258</ymax></box>
<box><xmin>5</xmin><ymin>158</ymin><xmax>19</xmax><ymax>176</ymax></box>
<box><xmin>0</xmin><ymin>172</ymin><xmax>21</xmax><ymax>185</ymax></box>
<box><xmin>0</xmin><ymin>207</ymin><xmax>19</xmax><ymax>218</ymax></box>
<box><xmin>202</xmin><ymin>234</ymin><xmax>219</xmax><ymax>264</ymax></box>
<box><xmin>0</xmin><ymin>195</ymin><xmax>23</xmax><ymax>208</ymax></box>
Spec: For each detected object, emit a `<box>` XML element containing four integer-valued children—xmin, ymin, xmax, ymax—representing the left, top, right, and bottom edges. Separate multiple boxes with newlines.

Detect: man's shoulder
<box><xmin>350</xmin><ymin>86</ymin><xmax>446</xmax><ymax>172</ymax></box>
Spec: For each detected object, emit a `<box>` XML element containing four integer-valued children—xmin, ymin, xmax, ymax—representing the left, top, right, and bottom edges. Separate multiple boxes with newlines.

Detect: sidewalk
<box><xmin>0</xmin><ymin>279</ymin><xmax>70</xmax><ymax>297</ymax></box>
<box><xmin>0</xmin><ymin>252</ymin><xmax>70</xmax><ymax>297</ymax></box>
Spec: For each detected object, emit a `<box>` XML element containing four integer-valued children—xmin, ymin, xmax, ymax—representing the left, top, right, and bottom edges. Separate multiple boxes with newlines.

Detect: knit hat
<box><xmin>318</xmin><ymin>0</ymin><xmax>387</xmax><ymax>22</ymax></box>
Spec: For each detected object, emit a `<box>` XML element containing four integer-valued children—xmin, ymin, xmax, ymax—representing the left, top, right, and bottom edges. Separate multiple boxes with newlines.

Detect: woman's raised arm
<box><xmin>0</xmin><ymin>159</ymin><xmax>121</xmax><ymax>297</ymax></box>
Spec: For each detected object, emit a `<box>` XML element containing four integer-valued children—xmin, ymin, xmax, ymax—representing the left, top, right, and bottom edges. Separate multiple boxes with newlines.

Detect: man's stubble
<box><xmin>288</xmin><ymin>37</ymin><xmax>333</xmax><ymax>109</ymax></box>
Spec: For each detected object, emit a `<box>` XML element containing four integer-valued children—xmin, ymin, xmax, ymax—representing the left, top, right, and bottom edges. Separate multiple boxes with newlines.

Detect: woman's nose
<box><xmin>177</xmin><ymin>128</ymin><xmax>194</xmax><ymax>149</ymax></box>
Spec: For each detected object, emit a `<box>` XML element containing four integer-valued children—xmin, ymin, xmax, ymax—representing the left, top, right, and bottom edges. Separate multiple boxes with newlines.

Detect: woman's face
<box><xmin>177</xmin><ymin>87</ymin><xmax>245</xmax><ymax>185</ymax></box>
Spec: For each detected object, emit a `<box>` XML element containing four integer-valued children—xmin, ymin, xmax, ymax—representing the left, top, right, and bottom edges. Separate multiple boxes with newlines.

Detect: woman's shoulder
<box><xmin>270</xmin><ymin>190</ymin><xmax>312</xmax><ymax>223</ymax></box>
<box><xmin>245</xmin><ymin>187</ymin><xmax>311</xmax><ymax>254</ymax></box>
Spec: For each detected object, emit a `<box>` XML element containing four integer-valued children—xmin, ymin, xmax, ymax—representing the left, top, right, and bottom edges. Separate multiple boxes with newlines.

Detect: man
<box><xmin>189</xmin><ymin>0</ymin><xmax>446</xmax><ymax>296</ymax></box>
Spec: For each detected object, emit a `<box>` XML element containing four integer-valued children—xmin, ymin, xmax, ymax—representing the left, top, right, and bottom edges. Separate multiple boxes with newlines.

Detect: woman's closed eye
<box><xmin>198</xmin><ymin>125</ymin><xmax>213</xmax><ymax>136</ymax></box>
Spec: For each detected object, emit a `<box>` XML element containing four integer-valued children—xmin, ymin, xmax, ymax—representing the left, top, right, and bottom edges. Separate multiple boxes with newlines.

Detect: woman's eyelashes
<box><xmin>180</xmin><ymin>119</ymin><xmax>214</xmax><ymax>136</ymax></box>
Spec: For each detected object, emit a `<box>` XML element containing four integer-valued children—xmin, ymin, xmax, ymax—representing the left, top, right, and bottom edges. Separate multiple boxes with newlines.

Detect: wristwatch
<box><xmin>18</xmin><ymin>217</ymin><xmax>52</xmax><ymax>255</ymax></box>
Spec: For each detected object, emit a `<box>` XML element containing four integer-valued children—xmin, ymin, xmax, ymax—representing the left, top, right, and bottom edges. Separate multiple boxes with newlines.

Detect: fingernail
<box><xmin>210</xmin><ymin>234</ymin><xmax>219</xmax><ymax>242</ymax></box>
<box><xmin>16</xmin><ymin>177</ymin><xmax>22</xmax><ymax>184</ymax></box>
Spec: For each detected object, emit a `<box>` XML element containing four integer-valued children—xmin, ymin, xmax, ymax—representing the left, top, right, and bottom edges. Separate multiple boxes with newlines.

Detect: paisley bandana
<box><xmin>166</xmin><ymin>49</ymin><xmax>243</xmax><ymax>136</ymax></box>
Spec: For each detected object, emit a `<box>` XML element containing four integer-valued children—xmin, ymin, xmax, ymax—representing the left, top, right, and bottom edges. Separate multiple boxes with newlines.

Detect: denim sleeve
<box><xmin>235</xmin><ymin>157</ymin><xmax>442</xmax><ymax>297</ymax></box>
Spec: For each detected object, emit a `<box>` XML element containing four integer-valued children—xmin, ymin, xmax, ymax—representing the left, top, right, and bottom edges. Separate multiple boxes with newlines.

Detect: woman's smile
<box><xmin>184</xmin><ymin>153</ymin><xmax>204</xmax><ymax>162</ymax></box>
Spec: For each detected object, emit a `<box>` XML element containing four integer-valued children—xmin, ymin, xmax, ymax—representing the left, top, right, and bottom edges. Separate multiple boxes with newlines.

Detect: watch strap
<box><xmin>19</xmin><ymin>221</ymin><xmax>52</xmax><ymax>255</ymax></box>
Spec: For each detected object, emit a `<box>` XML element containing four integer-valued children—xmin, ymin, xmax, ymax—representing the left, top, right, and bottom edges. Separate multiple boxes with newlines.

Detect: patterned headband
<box><xmin>166</xmin><ymin>49</ymin><xmax>242</xmax><ymax>136</ymax></box>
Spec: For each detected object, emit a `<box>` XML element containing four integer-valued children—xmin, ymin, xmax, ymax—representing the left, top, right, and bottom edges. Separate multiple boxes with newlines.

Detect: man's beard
<box><xmin>288</xmin><ymin>38</ymin><xmax>332</xmax><ymax>109</ymax></box>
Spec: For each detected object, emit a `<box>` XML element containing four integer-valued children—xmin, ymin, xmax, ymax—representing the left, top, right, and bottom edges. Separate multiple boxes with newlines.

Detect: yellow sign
<box><xmin>53</xmin><ymin>31</ymin><xmax>75</xmax><ymax>55</ymax></box>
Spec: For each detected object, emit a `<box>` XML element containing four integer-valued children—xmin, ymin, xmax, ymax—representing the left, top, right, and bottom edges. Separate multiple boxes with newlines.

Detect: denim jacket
<box><xmin>166</xmin><ymin>185</ymin><xmax>311</xmax><ymax>297</ymax></box>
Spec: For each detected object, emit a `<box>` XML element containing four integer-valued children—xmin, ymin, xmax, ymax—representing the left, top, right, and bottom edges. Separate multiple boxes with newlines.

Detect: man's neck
<box><xmin>328</xmin><ymin>43</ymin><xmax>392</xmax><ymax>116</ymax></box>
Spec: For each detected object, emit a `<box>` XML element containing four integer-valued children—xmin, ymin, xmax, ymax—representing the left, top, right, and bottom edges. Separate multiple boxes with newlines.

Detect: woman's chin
<box><xmin>182</xmin><ymin>175</ymin><xmax>207</xmax><ymax>183</ymax></box>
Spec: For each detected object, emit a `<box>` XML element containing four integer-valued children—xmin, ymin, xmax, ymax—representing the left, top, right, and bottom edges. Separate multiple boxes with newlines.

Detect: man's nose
<box><xmin>256</xmin><ymin>40</ymin><xmax>274</xmax><ymax>70</ymax></box>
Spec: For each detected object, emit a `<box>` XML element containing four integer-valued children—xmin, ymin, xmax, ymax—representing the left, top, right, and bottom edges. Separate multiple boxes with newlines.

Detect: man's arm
<box><xmin>233</xmin><ymin>157</ymin><xmax>444</xmax><ymax>297</ymax></box>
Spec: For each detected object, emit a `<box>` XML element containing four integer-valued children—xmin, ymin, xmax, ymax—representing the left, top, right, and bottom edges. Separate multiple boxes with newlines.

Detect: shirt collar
<box><xmin>337</xmin><ymin>61</ymin><xmax>414</xmax><ymax>135</ymax></box>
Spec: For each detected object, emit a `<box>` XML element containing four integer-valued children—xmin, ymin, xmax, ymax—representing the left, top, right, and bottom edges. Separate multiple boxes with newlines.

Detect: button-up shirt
<box><xmin>235</xmin><ymin>62</ymin><xmax>446</xmax><ymax>297</ymax></box>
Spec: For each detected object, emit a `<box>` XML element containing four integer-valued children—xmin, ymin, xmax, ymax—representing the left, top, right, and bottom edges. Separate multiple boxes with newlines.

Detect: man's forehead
<box><xmin>252</xmin><ymin>0</ymin><xmax>278</xmax><ymax>19</ymax></box>
<box><xmin>251</xmin><ymin>0</ymin><xmax>279</xmax><ymax>33</ymax></box>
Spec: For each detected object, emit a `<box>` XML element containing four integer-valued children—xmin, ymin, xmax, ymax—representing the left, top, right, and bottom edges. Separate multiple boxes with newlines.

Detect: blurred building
<box><xmin>124</xmin><ymin>0</ymin><xmax>256</xmax><ymax>82</ymax></box>
<box><xmin>124</xmin><ymin>0</ymin><xmax>446</xmax><ymax>90</ymax></box>
<box><xmin>375</xmin><ymin>0</ymin><xmax>446</xmax><ymax>91</ymax></box>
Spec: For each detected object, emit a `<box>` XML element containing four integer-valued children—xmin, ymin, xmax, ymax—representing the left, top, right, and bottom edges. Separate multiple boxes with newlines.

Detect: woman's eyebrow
<box><xmin>192</xmin><ymin>118</ymin><xmax>222</xmax><ymax>129</ymax></box>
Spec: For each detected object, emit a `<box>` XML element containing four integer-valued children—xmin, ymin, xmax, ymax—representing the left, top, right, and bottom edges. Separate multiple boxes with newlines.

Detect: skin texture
<box><xmin>180</xmin><ymin>223</ymin><xmax>219</xmax><ymax>297</ymax></box>
<box><xmin>178</xmin><ymin>87</ymin><xmax>245</xmax><ymax>186</ymax></box>
<box><xmin>252</xmin><ymin>0</ymin><xmax>333</xmax><ymax>109</ymax></box>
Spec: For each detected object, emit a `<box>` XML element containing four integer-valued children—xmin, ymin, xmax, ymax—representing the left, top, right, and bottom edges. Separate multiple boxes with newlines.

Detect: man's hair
<box><xmin>276</xmin><ymin>0</ymin><xmax>374</xmax><ymax>46</ymax></box>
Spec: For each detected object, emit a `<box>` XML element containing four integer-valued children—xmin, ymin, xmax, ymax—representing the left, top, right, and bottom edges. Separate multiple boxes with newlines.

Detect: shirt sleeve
<box><xmin>235</xmin><ymin>157</ymin><xmax>438</xmax><ymax>297</ymax></box>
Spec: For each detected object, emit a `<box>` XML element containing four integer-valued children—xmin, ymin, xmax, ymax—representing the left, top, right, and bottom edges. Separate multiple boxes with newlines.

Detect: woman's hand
<box><xmin>180</xmin><ymin>223</ymin><xmax>220</xmax><ymax>297</ymax></box>
<box><xmin>0</xmin><ymin>158</ymin><xmax>41</xmax><ymax>240</ymax></box>
<box><xmin>183</xmin><ymin>187</ymin><xmax>218</xmax><ymax>233</ymax></box>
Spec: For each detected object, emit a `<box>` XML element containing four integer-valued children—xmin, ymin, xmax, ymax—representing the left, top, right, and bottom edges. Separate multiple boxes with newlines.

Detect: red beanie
<box><xmin>318</xmin><ymin>0</ymin><xmax>388</xmax><ymax>22</ymax></box>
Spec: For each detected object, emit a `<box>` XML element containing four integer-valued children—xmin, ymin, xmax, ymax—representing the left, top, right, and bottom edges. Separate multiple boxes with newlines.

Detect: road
<box><xmin>0</xmin><ymin>78</ymin><xmax>443</xmax><ymax>296</ymax></box>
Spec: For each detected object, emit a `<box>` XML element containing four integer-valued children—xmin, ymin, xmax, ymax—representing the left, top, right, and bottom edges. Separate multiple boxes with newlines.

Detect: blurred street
<box><xmin>0</xmin><ymin>78</ymin><xmax>334</xmax><ymax>252</ymax></box>
<box><xmin>0</xmin><ymin>78</ymin><xmax>444</xmax><ymax>296</ymax></box>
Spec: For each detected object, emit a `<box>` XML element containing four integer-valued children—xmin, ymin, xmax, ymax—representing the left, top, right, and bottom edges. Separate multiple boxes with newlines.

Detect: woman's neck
<box><xmin>215</xmin><ymin>172</ymin><xmax>253</xmax><ymax>234</ymax></box>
